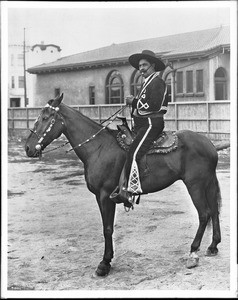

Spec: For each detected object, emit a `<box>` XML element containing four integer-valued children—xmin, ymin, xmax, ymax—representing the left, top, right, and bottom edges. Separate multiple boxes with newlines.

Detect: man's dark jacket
<box><xmin>132</xmin><ymin>72</ymin><xmax>168</xmax><ymax>118</ymax></box>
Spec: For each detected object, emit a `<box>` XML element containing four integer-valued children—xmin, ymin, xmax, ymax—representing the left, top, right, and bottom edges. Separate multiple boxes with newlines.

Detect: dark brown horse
<box><xmin>25</xmin><ymin>94</ymin><xmax>221</xmax><ymax>276</ymax></box>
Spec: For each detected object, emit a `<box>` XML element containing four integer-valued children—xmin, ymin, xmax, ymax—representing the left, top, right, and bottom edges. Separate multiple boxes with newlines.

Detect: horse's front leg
<box><xmin>95</xmin><ymin>190</ymin><xmax>116</xmax><ymax>276</ymax></box>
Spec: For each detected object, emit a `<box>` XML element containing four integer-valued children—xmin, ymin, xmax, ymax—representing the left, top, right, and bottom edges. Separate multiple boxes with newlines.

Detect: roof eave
<box><xmin>164</xmin><ymin>44</ymin><xmax>230</xmax><ymax>61</ymax></box>
<box><xmin>27</xmin><ymin>57</ymin><xmax>130</xmax><ymax>74</ymax></box>
<box><xmin>27</xmin><ymin>44</ymin><xmax>230</xmax><ymax>74</ymax></box>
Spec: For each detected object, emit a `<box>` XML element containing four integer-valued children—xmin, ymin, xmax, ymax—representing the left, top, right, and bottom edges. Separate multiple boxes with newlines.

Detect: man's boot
<box><xmin>110</xmin><ymin>167</ymin><xmax>132</xmax><ymax>205</ymax></box>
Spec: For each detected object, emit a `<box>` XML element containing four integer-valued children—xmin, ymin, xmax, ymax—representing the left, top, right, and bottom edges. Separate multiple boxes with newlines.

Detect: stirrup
<box><xmin>124</xmin><ymin>204</ymin><xmax>134</xmax><ymax>212</ymax></box>
<box><xmin>128</xmin><ymin>193</ymin><xmax>134</xmax><ymax>204</ymax></box>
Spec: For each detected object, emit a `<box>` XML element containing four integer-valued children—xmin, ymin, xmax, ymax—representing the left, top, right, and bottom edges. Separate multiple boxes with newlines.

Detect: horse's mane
<box><xmin>53</xmin><ymin>100</ymin><xmax>119</xmax><ymax>138</ymax></box>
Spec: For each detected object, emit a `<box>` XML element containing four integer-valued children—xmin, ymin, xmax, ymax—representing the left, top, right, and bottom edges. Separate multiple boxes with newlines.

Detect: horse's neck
<box><xmin>60</xmin><ymin>104</ymin><xmax>116</xmax><ymax>163</ymax></box>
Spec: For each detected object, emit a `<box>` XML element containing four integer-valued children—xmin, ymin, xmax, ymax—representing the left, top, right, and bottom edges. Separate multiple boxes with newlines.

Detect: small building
<box><xmin>27</xmin><ymin>26</ymin><xmax>230</xmax><ymax>107</ymax></box>
<box><xmin>8</xmin><ymin>44</ymin><xmax>31</xmax><ymax>107</ymax></box>
<box><xmin>8</xmin><ymin>42</ymin><xmax>61</xmax><ymax>107</ymax></box>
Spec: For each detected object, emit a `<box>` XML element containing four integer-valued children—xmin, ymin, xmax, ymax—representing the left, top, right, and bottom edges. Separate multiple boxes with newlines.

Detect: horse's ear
<box><xmin>54</xmin><ymin>93</ymin><xmax>64</xmax><ymax>106</ymax></box>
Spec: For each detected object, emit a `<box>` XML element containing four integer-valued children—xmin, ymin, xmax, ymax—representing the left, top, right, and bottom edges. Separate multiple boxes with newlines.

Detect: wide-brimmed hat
<box><xmin>129</xmin><ymin>50</ymin><xmax>165</xmax><ymax>71</ymax></box>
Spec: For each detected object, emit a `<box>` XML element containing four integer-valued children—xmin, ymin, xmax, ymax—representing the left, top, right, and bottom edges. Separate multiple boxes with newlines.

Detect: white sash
<box><xmin>138</xmin><ymin>72</ymin><xmax>160</xmax><ymax>98</ymax></box>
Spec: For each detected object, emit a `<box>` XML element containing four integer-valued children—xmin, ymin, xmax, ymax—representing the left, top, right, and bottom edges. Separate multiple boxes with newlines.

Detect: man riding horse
<box><xmin>110</xmin><ymin>49</ymin><xmax>169</xmax><ymax>205</ymax></box>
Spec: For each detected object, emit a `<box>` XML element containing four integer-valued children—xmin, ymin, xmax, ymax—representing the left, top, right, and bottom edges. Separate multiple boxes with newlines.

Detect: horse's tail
<box><xmin>205</xmin><ymin>173</ymin><xmax>222</xmax><ymax>226</ymax></box>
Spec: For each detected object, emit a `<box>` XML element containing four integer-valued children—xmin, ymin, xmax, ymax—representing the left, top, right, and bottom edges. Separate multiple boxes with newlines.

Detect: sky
<box><xmin>4</xmin><ymin>1</ymin><xmax>234</xmax><ymax>58</ymax></box>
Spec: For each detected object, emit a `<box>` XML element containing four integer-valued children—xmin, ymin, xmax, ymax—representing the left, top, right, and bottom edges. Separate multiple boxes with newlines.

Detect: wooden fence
<box><xmin>8</xmin><ymin>101</ymin><xmax>230</xmax><ymax>140</ymax></box>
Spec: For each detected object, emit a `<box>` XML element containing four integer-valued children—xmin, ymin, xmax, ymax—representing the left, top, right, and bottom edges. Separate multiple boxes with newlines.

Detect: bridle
<box><xmin>30</xmin><ymin>102</ymin><xmax>132</xmax><ymax>211</ymax></box>
<box><xmin>30</xmin><ymin>103</ymin><xmax>66</xmax><ymax>156</ymax></box>
<box><xmin>30</xmin><ymin>103</ymin><xmax>128</xmax><ymax>157</ymax></box>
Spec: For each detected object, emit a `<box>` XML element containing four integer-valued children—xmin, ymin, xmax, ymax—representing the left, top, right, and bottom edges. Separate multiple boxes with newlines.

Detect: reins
<box><xmin>31</xmin><ymin>104</ymin><xmax>128</xmax><ymax>156</ymax></box>
<box><xmin>30</xmin><ymin>126</ymin><xmax>69</xmax><ymax>155</ymax></box>
<box><xmin>66</xmin><ymin>105</ymin><xmax>128</xmax><ymax>153</ymax></box>
<box><xmin>42</xmin><ymin>141</ymin><xmax>70</xmax><ymax>154</ymax></box>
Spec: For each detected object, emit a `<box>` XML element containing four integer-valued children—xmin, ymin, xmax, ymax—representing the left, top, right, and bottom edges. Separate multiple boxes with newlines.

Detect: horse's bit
<box><xmin>30</xmin><ymin>104</ymin><xmax>65</xmax><ymax>155</ymax></box>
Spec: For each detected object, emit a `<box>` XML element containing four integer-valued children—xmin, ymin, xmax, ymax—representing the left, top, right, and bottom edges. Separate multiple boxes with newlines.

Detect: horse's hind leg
<box><xmin>186</xmin><ymin>183</ymin><xmax>211</xmax><ymax>268</ymax></box>
<box><xmin>205</xmin><ymin>213</ymin><xmax>221</xmax><ymax>256</ymax></box>
<box><xmin>205</xmin><ymin>174</ymin><xmax>221</xmax><ymax>256</ymax></box>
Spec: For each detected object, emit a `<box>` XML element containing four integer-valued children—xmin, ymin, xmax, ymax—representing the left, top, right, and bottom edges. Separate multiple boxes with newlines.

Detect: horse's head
<box><xmin>25</xmin><ymin>93</ymin><xmax>65</xmax><ymax>157</ymax></box>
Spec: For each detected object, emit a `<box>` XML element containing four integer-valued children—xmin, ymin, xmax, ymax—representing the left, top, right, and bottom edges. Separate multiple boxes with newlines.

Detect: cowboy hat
<box><xmin>129</xmin><ymin>50</ymin><xmax>165</xmax><ymax>71</ymax></box>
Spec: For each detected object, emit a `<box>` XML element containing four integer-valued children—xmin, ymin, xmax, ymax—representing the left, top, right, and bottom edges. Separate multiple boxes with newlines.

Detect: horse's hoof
<box><xmin>186</xmin><ymin>252</ymin><xmax>199</xmax><ymax>269</ymax></box>
<box><xmin>205</xmin><ymin>247</ymin><xmax>218</xmax><ymax>256</ymax></box>
<box><xmin>186</xmin><ymin>257</ymin><xmax>199</xmax><ymax>269</ymax></box>
<box><xmin>95</xmin><ymin>261</ymin><xmax>111</xmax><ymax>276</ymax></box>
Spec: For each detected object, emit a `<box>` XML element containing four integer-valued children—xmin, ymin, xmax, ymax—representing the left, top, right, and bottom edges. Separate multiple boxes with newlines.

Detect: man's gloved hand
<box><xmin>125</xmin><ymin>95</ymin><xmax>134</xmax><ymax>105</ymax></box>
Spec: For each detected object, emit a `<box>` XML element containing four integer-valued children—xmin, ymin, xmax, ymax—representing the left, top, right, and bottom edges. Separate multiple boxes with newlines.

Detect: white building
<box><xmin>8</xmin><ymin>42</ymin><xmax>61</xmax><ymax>107</ymax></box>
<box><xmin>27</xmin><ymin>26</ymin><xmax>230</xmax><ymax>107</ymax></box>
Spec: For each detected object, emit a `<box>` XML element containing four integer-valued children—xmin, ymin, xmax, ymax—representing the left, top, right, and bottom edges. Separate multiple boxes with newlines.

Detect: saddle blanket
<box><xmin>117</xmin><ymin>131</ymin><xmax>178</xmax><ymax>154</ymax></box>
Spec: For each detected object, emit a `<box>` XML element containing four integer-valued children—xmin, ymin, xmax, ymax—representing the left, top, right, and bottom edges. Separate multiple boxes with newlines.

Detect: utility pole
<box><xmin>23</xmin><ymin>27</ymin><xmax>28</xmax><ymax>107</ymax></box>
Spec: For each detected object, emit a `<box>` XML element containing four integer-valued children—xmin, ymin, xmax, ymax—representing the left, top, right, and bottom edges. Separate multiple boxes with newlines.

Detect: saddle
<box><xmin>116</xmin><ymin>117</ymin><xmax>178</xmax><ymax>154</ymax></box>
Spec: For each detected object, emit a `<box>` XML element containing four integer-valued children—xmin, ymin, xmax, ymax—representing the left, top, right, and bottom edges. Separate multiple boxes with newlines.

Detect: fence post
<box><xmin>26</xmin><ymin>107</ymin><xmax>29</xmax><ymax>129</ymax></box>
<box><xmin>98</xmin><ymin>105</ymin><xmax>101</xmax><ymax>123</ymax></box>
<box><xmin>12</xmin><ymin>109</ymin><xmax>15</xmax><ymax>129</ymax></box>
<box><xmin>207</xmin><ymin>102</ymin><xmax>210</xmax><ymax>135</ymax></box>
<box><xmin>175</xmin><ymin>102</ymin><xmax>178</xmax><ymax>131</ymax></box>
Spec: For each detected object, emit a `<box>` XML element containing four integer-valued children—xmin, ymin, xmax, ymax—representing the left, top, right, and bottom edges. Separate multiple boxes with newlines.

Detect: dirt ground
<box><xmin>5</xmin><ymin>138</ymin><xmax>235</xmax><ymax>296</ymax></box>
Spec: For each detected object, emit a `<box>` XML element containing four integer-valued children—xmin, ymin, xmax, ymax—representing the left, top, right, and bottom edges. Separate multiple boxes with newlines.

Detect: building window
<box><xmin>215</xmin><ymin>67</ymin><xmax>227</xmax><ymax>100</ymax></box>
<box><xmin>130</xmin><ymin>70</ymin><xmax>143</xmax><ymax>96</ymax></box>
<box><xmin>18</xmin><ymin>76</ymin><xmax>24</xmax><ymax>88</ymax></box>
<box><xmin>11</xmin><ymin>54</ymin><xmax>14</xmax><ymax>66</ymax></box>
<box><xmin>89</xmin><ymin>86</ymin><xmax>95</xmax><ymax>105</ymax></box>
<box><xmin>18</xmin><ymin>54</ymin><xmax>24</xmax><ymax>66</ymax></box>
<box><xmin>11</xmin><ymin>76</ymin><xmax>15</xmax><ymax>88</ymax></box>
<box><xmin>196</xmin><ymin>70</ymin><xmax>204</xmax><ymax>93</ymax></box>
<box><xmin>176</xmin><ymin>71</ymin><xmax>183</xmax><ymax>94</ymax></box>
<box><xmin>55</xmin><ymin>88</ymin><xmax>60</xmax><ymax>97</ymax></box>
<box><xmin>186</xmin><ymin>70</ymin><xmax>193</xmax><ymax>93</ymax></box>
<box><xmin>106</xmin><ymin>70</ymin><xmax>124</xmax><ymax>104</ymax></box>
<box><xmin>10</xmin><ymin>98</ymin><xmax>20</xmax><ymax>107</ymax></box>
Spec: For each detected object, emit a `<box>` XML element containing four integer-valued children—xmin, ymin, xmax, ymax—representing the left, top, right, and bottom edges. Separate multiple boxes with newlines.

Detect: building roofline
<box><xmin>164</xmin><ymin>44</ymin><xmax>230</xmax><ymax>60</ymax></box>
<box><xmin>27</xmin><ymin>25</ymin><xmax>230</xmax><ymax>75</ymax></box>
<box><xmin>27</xmin><ymin>44</ymin><xmax>230</xmax><ymax>75</ymax></box>
<box><xmin>27</xmin><ymin>56</ymin><xmax>129</xmax><ymax>74</ymax></box>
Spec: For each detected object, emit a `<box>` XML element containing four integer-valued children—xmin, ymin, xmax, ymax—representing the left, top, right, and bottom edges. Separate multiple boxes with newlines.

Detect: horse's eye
<box><xmin>42</xmin><ymin>116</ymin><xmax>48</xmax><ymax>121</ymax></box>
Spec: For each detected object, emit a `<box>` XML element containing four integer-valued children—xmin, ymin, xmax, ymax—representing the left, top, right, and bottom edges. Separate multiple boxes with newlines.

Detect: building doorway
<box><xmin>215</xmin><ymin>68</ymin><xmax>227</xmax><ymax>100</ymax></box>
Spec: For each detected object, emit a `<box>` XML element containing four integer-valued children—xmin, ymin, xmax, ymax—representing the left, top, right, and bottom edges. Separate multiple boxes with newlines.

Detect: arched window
<box><xmin>130</xmin><ymin>70</ymin><xmax>143</xmax><ymax>97</ymax></box>
<box><xmin>164</xmin><ymin>72</ymin><xmax>172</xmax><ymax>103</ymax></box>
<box><xmin>106</xmin><ymin>70</ymin><xmax>124</xmax><ymax>104</ymax></box>
<box><xmin>215</xmin><ymin>67</ymin><xmax>227</xmax><ymax>100</ymax></box>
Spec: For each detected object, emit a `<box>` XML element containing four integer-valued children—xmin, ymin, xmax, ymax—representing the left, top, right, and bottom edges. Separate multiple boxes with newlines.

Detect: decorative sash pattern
<box><xmin>136</xmin><ymin>72</ymin><xmax>167</xmax><ymax>116</ymax></box>
<box><xmin>127</xmin><ymin>160</ymin><xmax>142</xmax><ymax>194</ymax></box>
<box><xmin>138</xmin><ymin>72</ymin><xmax>160</xmax><ymax>98</ymax></box>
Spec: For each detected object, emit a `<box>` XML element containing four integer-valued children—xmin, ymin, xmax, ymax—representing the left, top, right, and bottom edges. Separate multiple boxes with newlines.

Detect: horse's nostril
<box><xmin>25</xmin><ymin>145</ymin><xmax>30</xmax><ymax>154</ymax></box>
